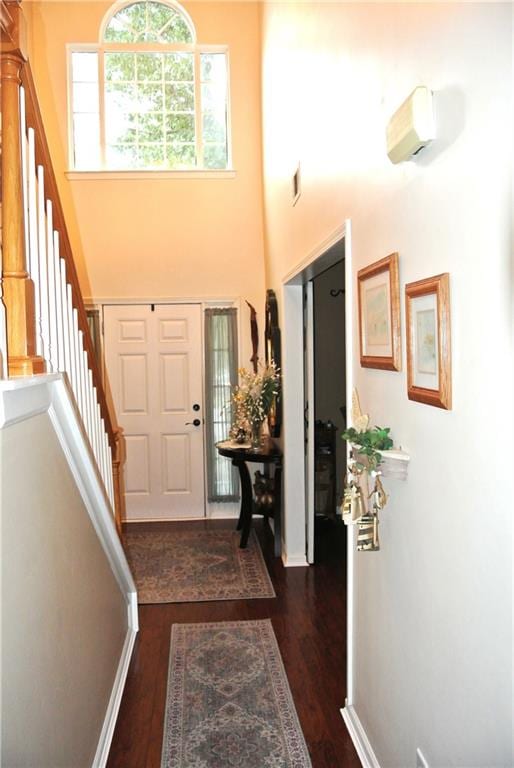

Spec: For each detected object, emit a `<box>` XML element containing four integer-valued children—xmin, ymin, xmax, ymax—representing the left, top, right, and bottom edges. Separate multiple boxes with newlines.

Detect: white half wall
<box><xmin>0</xmin><ymin>375</ymin><xmax>137</xmax><ymax>767</ymax></box>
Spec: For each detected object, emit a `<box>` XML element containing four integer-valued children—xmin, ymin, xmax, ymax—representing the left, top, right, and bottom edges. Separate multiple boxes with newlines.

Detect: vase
<box><xmin>250</xmin><ymin>419</ymin><xmax>264</xmax><ymax>449</ymax></box>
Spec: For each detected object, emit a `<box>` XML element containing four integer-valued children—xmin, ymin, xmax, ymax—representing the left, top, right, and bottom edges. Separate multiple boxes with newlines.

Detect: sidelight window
<box><xmin>204</xmin><ymin>308</ymin><xmax>239</xmax><ymax>502</ymax></box>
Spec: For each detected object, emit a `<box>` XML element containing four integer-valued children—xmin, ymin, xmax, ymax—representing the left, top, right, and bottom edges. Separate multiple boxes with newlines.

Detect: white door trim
<box><xmin>305</xmin><ymin>281</ymin><xmax>315</xmax><ymax>565</ymax></box>
<box><xmin>281</xmin><ymin>220</ymin><xmax>355</xmax><ymax>705</ymax></box>
<box><xmin>344</xmin><ymin>220</ymin><xmax>356</xmax><ymax>707</ymax></box>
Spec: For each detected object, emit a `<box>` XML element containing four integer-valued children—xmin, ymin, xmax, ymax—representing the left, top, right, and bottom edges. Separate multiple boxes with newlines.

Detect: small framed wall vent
<box><xmin>386</xmin><ymin>86</ymin><xmax>435</xmax><ymax>164</ymax></box>
<box><xmin>292</xmin><ymin>164</ymin><xmax>301</xmax><ymax>205</ymax></box>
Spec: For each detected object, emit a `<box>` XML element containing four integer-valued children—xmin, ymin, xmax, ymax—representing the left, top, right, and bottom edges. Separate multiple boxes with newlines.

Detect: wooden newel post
<box><xmin>112</xmin><ymin>428</ymin><xmax>126</xmax><ymax>537</ymax></box>
<box><xmin>1</xmin><ymin>2</ymin><xmax>45</xmax><ymax>377</ymax></box>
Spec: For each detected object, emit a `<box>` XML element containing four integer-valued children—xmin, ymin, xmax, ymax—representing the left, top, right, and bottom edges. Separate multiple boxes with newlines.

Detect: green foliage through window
<box><xmin>104</xmin><ymin>1</ymin><xmax>193</xmax><ymax>44</ymax></box>
<box><xmin>70</xmin><ymin>1</ymin><xmax>229</xmax><ymax>171</ymax></box>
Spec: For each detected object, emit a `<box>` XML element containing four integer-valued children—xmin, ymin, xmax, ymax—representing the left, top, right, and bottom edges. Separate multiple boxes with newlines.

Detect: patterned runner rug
<box><xmin>161</xmin><ymin>620</ymin><xmax>312</xmax><ymax>767</ymax></box>
<box><xmin>124</xmin><ymin>528</ymin><xmax>275</xmax><ymax>603</ymax></box>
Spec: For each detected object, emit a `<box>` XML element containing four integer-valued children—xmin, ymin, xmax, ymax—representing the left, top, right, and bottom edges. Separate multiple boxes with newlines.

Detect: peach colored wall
<box><xmin>27</xmin><ymin>1</ymin><xmax>266</xmax><ymax>360</ymax></box>
<box><xmin>261</xmin><ymin>2</ymin><xmax>512</xmax><ymax>766</ymax></box>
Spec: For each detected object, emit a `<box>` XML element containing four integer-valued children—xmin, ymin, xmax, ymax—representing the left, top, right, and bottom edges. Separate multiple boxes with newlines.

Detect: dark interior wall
<box><xmin>313</xmin><ymin>259</ymin><xmax>346</xmax><ymax>497</ymax></box>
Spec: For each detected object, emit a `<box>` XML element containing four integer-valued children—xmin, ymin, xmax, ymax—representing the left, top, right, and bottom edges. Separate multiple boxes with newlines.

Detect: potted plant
<box><xmin>342</xmin><ymin>425</ymin><xmax>393</xmax><ymax>472</ymax></box>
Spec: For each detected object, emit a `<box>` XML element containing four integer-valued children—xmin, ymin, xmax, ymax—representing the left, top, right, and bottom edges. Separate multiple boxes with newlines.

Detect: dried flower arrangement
<box><xmin>230</xmin><ymin>362</ymin><xmax>280</xmax><ymax>446</ymax></box>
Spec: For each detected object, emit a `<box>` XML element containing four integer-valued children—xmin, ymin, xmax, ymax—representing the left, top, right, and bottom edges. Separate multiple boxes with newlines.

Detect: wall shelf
<box><xmin>352</xmin><ymin>445</ymin><xmax>410</xmax><ymax>481</ymax></box>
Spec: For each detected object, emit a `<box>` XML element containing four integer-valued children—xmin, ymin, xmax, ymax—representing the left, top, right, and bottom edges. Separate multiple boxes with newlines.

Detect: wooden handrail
<box><xmin>0</xmin><ymin>0</ymin><xmax>17</xmax><ymax>44</ymax></box>
<box><xmin>19</xmin><ymin>61</ymin><xmax>116</xmax><ymax>449</ymax></box>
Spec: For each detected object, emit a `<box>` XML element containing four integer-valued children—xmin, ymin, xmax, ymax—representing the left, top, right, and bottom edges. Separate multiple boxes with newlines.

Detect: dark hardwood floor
<box><xmin>107</xmin><ymin>517</ymin><xmax>360</xmax><ymax>768</ymax></box>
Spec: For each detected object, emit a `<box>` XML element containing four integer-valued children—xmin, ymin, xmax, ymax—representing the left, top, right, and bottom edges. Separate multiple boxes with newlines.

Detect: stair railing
<box><xmin>0</xmin><ymin>0</ymin><xmax>126</xmax><ymax>534</ymax></box>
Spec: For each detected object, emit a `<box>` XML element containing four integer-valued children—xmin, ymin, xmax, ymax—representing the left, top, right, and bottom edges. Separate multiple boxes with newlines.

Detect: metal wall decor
<box><xmin>343</xmin><ymin>453</ymin><xmax>387</xmax><ymax>552</ymax></box>
<box><xmin>341</xmin><ymin>389</ymin><xmax>408</xmax><ymax>553</ymax></box>
<box><xmin>264</xmin><ymin>289</ymin><xmax>282</xmax><ymax>438</ymax></box>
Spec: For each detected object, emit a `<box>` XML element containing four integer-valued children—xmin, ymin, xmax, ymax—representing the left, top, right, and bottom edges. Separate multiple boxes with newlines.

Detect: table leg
<box><xmin>233</xmin><ymin>459</ymin><xmax>253</xmax><ymax>548</ymax></box>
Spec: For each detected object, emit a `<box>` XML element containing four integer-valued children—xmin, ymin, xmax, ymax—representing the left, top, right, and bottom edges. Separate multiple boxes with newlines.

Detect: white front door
<box><xmin>104</xmin><ymin>303</ymin><xmax>205</xmax><ymax>520</ymax></box>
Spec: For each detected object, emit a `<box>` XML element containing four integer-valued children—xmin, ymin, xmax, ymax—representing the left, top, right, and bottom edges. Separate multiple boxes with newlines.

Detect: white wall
<box><xmin>261</xmin><ymin>3</ymin><xmax>512</xmax><ymax>765</ymax></box>
<box><xmin>1</xmin><ymin>411</ymin><xmax>128</xmax><ymax>767</ymax></box>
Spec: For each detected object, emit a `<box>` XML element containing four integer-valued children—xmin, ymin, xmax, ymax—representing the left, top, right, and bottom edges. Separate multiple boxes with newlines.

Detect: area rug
<box><xmin>161</xmin><ymin>620</ymin><xmax>312</xmax><ymax>767</ymax></box>
<box><xmin>124</xmin><ymin>528</ymin><xmax>275</xmax><ymax>603</ymax></box>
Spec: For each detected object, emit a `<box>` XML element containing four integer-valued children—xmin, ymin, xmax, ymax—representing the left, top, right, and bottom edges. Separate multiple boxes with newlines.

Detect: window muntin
<box><xmin>104</xmin><ymin>51</ymin><xmax>196</xmax><ymax>169</ymax></box>
<box><xmin>69</xmin><ymin>1</ymin><xmax>229</xmax><ymax>171</ymax></box>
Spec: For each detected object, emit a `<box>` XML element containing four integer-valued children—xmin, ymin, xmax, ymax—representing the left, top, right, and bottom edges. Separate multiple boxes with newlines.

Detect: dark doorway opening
<box><xmin>312</xmin><ymin>258</ymin><xmax>347</xmax><ymax>564</ymax></box>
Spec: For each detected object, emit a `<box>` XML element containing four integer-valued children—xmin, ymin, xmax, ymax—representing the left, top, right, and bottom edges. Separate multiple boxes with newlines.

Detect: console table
<box><xmin>216</xmin><ymin>439</ymin><xmax>283</xmax><ymax>555</ymax></box>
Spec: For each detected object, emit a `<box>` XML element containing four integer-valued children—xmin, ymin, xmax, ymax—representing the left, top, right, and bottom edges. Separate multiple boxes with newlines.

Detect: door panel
<box><xmin>104</xmin><ymin>303</ymin><xmax>205</xmax><ymax>520</ymax></box>
<box><xmin>160</xmin><ymin>354</ymin><xmax>188</xmax><ymax>412</ymax></box>
<box><xmin>125</xmin><ymin>435</ymin><xmax>150</xmax><ymax>493</ymax></box>
<box><xmin>119</xmin><ymin>355</ymin><xmax>148</xmax><ymax>413</ymax></box>
<box><xmin>162</xmin><ymin>433</ymin><xmax>190</xmax><ymax>492</ymax></box>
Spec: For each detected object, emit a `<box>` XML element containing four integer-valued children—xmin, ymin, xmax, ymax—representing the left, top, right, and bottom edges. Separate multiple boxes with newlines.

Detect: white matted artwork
<box><xmin>357</xmin><ymin>253</ymin><xmax>401</xmax><ymax>371</ymax></box>
<box><xmin>406</xmin><ymin>273</ymin><xmax>451</xmax><ymax>410</ymax></box>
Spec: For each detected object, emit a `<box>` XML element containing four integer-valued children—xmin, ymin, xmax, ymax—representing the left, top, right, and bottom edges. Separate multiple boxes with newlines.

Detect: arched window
<box><xmin>69</xmin><ymin>1</ymin><xmax>230</xmax><ymax>171</ymax></box>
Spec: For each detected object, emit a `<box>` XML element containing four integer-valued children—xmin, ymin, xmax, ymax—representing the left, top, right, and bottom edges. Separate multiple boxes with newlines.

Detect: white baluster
<box><xmin>65</xmin><ymin>282</ymin><xmax>75</xmax><ymax>393</ymax></box>
<box><xmin>108</xmin><ymin>443</ymin><xmax>115</xmax><ymax>511</ymax></box>
<box><xmin>89</xmin><ymin>370</ymin><xmax>98</xmax><ymax>461</ymax></box>
<box><xmin>76</xmin><ymin>329</ymin><xmax>86</xmax><ymax>425</ymax></box>
<box><xmin>93</xmin><ymin>391</ymin><xmax>101</xmax><ymax>470</ymax></box>
<box><xmin>97</xmin><ymin>405</ymin><xmax>104</xmax><ymax>482</ymax></box>
<box><xmin>59</xmin><ymin>260</ymin><xmax>71</xmax><ymax>379</ymax></box>
<box><xmin>83</xmin><ymin>349</ymin><xmax>93</xmax><ymax>449</ymax></box>
<box><xmin>72</xmin><ymin>308</ymin><xmax>82</xmax><ymax>409</ymax></box>
<box><xmin>100</xmin><ymin>413</ymin><xmax>108</xmax><ymax>492</ymax></box>
<box><xmin>37</xmin><ymin>166</ymin><xmax>50</xmax><ymax>366</ymax></box>
<box><xmin>99</xmin><ymin>417</ymin><xmax>107</xmax><ymax>491</ymax></box>
<box><xmin>52</xmin><ymin>232</ymin><xmax>65</xmax><ymax>373</ymax></box>
<box><xmin>104</xmin><ymin>432</ymin><xmax>114</xmax><ymax>509</ymax></box>
<box><xmin>27</xmin><ymin>130</ymin><xmax>43</xmax><ymax>358</ymax></box>
<box><xmin>46</xmin><ymin>201</ymin><xmax>58</xmax><ymax>372</ymax></box>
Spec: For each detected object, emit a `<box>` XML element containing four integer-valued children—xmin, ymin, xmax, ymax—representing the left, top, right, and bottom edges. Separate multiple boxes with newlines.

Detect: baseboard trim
<box><xmin>281</xmin><ymin>552</ymin><xmax>309</xmax><ymax>567</ymax></box>
<box><xmin>93</xmin><ymin>626</ymin><xmax>137</xmax><ymax>767</ymax></box>
<box><xmin>208</xmin><ymin>510</ymin><xmax>240</xmax><ymax>519</ymax></box>
<box><xmin>341</xmin><ymin>705</ymin><xmax>381</xmax><ymax>768</ymax></box>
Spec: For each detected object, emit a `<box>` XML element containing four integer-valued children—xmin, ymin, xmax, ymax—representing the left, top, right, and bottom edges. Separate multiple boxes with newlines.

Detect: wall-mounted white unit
<box><xmin>386</xmin><ymin>86</ymin><xmax>435</xmax><ymax>163</ymax></box>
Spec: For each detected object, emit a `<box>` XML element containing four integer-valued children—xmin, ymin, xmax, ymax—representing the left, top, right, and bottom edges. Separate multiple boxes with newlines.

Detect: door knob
<box><xmin>185</xmin><ymin>419</ymin><xmax>201</xmax><ymax>427</ymax></box>
<box><xmin>193</xmin><ymin>403</ymin><xmax>201</xmax><ymax>411</ymax></box>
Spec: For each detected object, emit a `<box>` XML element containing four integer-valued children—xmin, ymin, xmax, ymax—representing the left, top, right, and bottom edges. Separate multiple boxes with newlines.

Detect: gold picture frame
<box><xmin>405</xmin><ymin>272</ymin><xmax>451</xmax><ymax>410</ymax></box>
<box><xmin>358</xmin><ymin>252</ymin><xmax>401</xmax><ymax>371</ymax></box>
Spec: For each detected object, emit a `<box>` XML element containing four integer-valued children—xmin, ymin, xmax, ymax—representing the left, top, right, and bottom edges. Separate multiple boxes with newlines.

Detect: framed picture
<box><xmin>405</xmin><ymin>273</ymin><xmax>451</xmax><ymax>409</ymax></box>
<box><xmin>358</xmin><ymin>253</ymin><xmax>401</xmax><ymax>370</ymax></box>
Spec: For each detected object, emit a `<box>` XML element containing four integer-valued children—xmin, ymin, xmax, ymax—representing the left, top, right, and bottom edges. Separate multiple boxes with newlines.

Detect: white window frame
<box><xmin>66</xmin><ymin>0</ymin><xmax>233</xmax><ymax>176</ymax></box>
